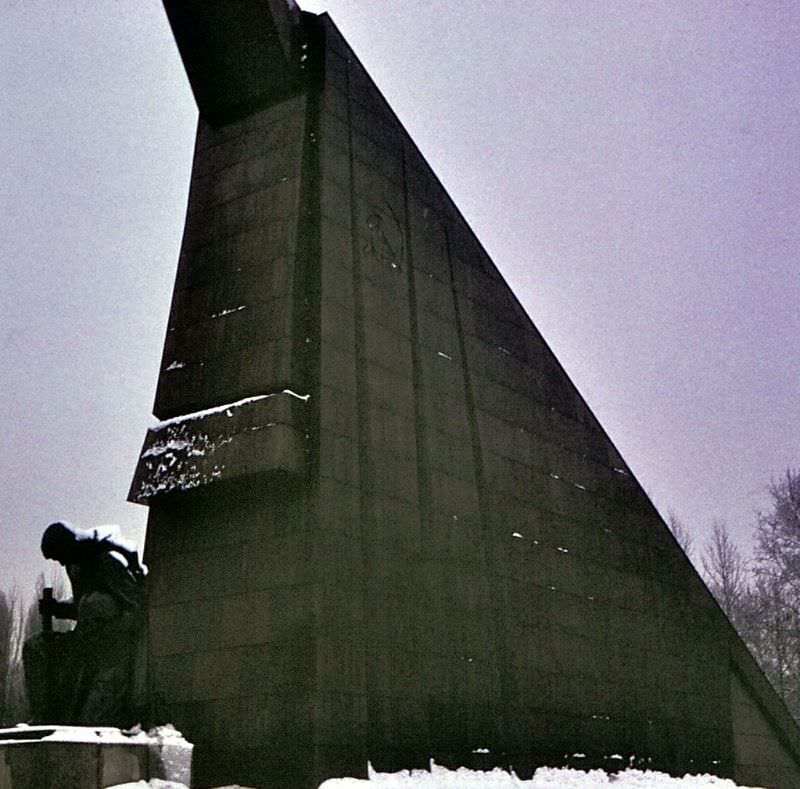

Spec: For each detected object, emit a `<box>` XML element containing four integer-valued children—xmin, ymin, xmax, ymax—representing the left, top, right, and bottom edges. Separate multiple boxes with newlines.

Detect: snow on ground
<box><xmin>109</xmin><ymin>762</ymin><xmax>767</xmax><ymax>789</ymax></box>
<box><xmin>317</xmin><ymin>763</ymin><xmax>765</xmax><ymax>789</ymax></box>
<box><xmin>109</xmin><ymin>783</ymin><xmax>251</xmax><ymax>789</ymax></box>
<box><xmin>110</xmin><ymin>781</ymin><xmax>190</xmax><ymax>789</ymax></box>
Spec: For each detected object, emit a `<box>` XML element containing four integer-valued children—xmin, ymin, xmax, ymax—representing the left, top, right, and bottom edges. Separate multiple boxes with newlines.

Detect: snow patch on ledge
<box><xmin>318</xmin><ymin>762</ymin><xmax>762</xmax><ymax>789</ymax></box>
<box><xmin>131</xmin><ymin>390</ymin><xmax>306</xmax><ymax>501</ymax></box>
<box><xmin>109</xmin><ymin>782</ymin><xmax>188</xmax><ymax>789</ymax></box>
<box><xmin>0</xmin><ymin>723</ymin><xmax>186</xmax><ymax>747</ymax></box>
<box><xmin>151</xmin><ymin>390</ymin><xmax>310</xmax><ymax>430</ymax></box>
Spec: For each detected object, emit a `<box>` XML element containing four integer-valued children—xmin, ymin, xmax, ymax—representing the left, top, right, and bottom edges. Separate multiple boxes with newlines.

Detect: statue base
<box><xmin>0</xmin><ymin>725</ymin><xmax>192</xmax><ymax>789</ymax></box>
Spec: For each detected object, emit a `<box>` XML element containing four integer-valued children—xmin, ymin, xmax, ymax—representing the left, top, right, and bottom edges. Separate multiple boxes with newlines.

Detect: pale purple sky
<box><xmin>1</xmin><ymin>0</ymin><xmax>798</xmax><ymax>590</ymax></box>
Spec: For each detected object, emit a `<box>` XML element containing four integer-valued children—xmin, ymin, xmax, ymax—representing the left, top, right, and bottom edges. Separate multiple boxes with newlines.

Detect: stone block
<box><xmin>174</xmin><ymin>226</ymin><xmax>295</xmax><ymax>293</ymax></box>
<box><xmin>149</xmin><ymin>599</ymin><xmax>219</xmax><ymax>658</ymax></box>
<box><xmin>352</xmin><ymin>162</ymin><xmax>405</xmax><ymax>222</ymax></box>
<box><xmin>239</xmin><ymin>641</ymin><xmax>315</xmax><ymax>698</ymax></box>
<box><xmin>320</xmin><ymin>136</ymin><xmax>351</xmax><ymax>188</ymax></box>
<box><xmin>0</xmin><ymin>726</ymin><xmax>192</xmax><ymax>789</ymax></box>
<box><xmin>405</xmin><ymin>154</ymin><xmax>450</xmax><ymax>218</ymax></box>
<box><xmin>413</xmin><ymin>270</ymin><xmax>455</xmax><ymax>320</ymax></box>
<box><xmin>360</xmin><ymin>277</ymin><xmax>413</xmax><ymax>338</ymax></box>
<box><xmin>321</xmin><ymin>292</ymin><xmax>356</xmax><ymax>353</ymax></box>
<box><xmin>195</xmin><ymin>114</ymin><xmax>304</xmax><ymax>176</ymax></box>
<box><xmin>369</xmin><ymin>452</ymin><xmax>419</xmax><ymax>505</ymax></box>
<box><xmin>319</xmin><ymin>383</ymin><xmax>358</xmax><ymax>438</ymax></box>
<box><xmin>366</xmin><ymin>406</ymin><xmax>417</xmax><ymax>458</ymax></box>
<box><xmin>424</xmin><ymin>436</ymin><xmax>474</xmax><ymax>479</ymax></box>
<box><xmin>244</xmin><ymin>533</ymin><xmax>315</xmax><ymax>591</ymax></box>
<box><xmin>421</xmin><ymin>395</ymin><xmax>472</xmax><ymax>440</ymax></box>
<box><xmin>320</xmin><ymin>431</ymin><xmax>360</xmax><ymax>487</ymax></box>
<box><xmin>419</xmin><ymin>350</ymin><xmax>465</xmax><ymax>400</ymax></box>
<box><xmin>149</xmin><ymin>542</ymin><xmax>247</xmax><ymax>607</ymax></box>
<box><xmin>163</xmin><ymin>0</ymin><xmax>300</xmax><ymax>123</ymax></box>
<box><xmin>321</xmin><ymin>77</ymin><xmax>349</xmax><ymax>120</ymax></box>
<box><xmin>352</xmin><ymin>130</ymin><xmax>404</xmax><ymax>186</ymax></box>
<box><xmin>321</xmin><ymin>177</ymin><xmax>352</xmax><ymax>227</ymax></box>
<box><xmin>187</xmin><ymin>153</ymin><xmax>298</xmax><ymax>215</ymax></box>
<box><xmin>317</xmin><ymin>477</ymin><xmax>361</xmax><ymax>537</ymax></box>
<box><xmin>364</xmin><ymin>365</ymin><xmax>416</xmax><ymax>419</ymax></box>
<box><xmin>364</xmin><ymin>498</ymin><xmax>422</xmax><ymax>558</ymax></box>
<box><xmin>130</xmin><ymin>392</ymin><xmax>305</xmax><ymax>503</ymax></box>
<box><xmin>321</xmin><ymin>217</ymin><xmax>355</xmax><ymax>270</ymax></box>
<box><xmin>349</xmin><ymin>97</ymin><xmax>403</xmax><ymax>154</ymax></box>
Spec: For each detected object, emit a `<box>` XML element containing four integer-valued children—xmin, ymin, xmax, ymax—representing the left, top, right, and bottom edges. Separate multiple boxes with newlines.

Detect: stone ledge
<box><xmin>129</xmin><ymin>391</ymin><xmax>308</xmax><ymax>503</ymax></box>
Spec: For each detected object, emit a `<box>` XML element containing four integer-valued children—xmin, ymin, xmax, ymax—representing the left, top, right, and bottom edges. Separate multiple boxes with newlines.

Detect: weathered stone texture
<box><xmin>155</xmin><ymin>97</ymin><xmax>307</xmax><ymax>420</ymax></box>
<box><xmin>163</xmin><ymin>0</ymin><xmax>300</xmax><ymax>123</ymax></box>
<box><xmin>132</xmin><ymin>7</ymin><xmax>800</xmax><ymax>789</ymax></box>
<box><xmin>733</xmin><ymin>673</ymin><xmax>800</xmax><ymax>789</ymax></box>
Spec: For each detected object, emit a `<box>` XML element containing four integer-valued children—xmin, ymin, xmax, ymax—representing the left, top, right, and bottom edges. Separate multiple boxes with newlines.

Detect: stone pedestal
<box><xmin>0</xmin><ymin>725</ymin><xmax>192</xmax><ymax>789</ymax></box>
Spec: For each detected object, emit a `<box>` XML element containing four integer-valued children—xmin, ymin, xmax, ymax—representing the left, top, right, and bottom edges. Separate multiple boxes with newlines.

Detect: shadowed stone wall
<box><xmin>154</xmin><ymin>94</ymin><xmax>307</xmax><ymax>419</ymax></box>
<box><xmin>131</xmin><ymin>6</ymin><xmax>800</xmax><ymax>788</ymax></box>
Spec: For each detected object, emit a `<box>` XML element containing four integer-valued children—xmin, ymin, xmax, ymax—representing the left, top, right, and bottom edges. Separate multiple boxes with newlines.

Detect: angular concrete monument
<box><xmin>130</xmin><ymin>3</ymin><xmax>800</xmax><ymax>788</ymax></box>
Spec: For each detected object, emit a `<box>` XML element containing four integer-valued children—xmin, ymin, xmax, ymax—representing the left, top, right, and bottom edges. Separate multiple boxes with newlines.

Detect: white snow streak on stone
<box><xmin>1</xmin><ymin>724</ymin><xmax>185</xmax><ymax>748</ymax></box>
<box><xmin>283</xmin><ymin>388</ymin><xmax>312</xmax><ymax>402</ymax></box>
<box><xmin>108</xmin><ymin>782</ymin><xmax>188</xmax><ymax>789</ymax></box>
<box><xmin>142</xmin><ymin>438</ymin><xmax>206</xmax><ymax>459</ymax></box>
<box><xmin>210</xmin><ymin>305</ymin><xmax>247</xmax><ymax>318</ymax></box>
<box><xmin>151</xmin><ymin>390</ymin><xmax>310</xmax><ymax>430</ymax></box>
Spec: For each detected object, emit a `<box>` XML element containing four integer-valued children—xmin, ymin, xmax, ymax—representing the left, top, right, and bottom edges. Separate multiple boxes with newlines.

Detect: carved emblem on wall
<box><xmin>363</xmin><ymin>203</ymin><xmax>404</xmax><ymax>269</ymax></box>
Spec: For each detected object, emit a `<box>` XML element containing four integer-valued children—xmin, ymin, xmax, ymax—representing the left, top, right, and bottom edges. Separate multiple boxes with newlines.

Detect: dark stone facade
<box><xmin>131</xmin><ymin>4</ymin><xmax>800</xmax><ymax>787</ymax></box>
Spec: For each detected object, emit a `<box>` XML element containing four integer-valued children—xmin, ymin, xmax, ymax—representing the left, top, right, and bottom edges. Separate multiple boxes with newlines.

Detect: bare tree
<box><xmin>0</xmin><ymin>569</ymin><xmax>70</xmax><ymax>725</ymax></box>
<box><xmin>702</xmin><ymin>520</ymin><xmax>749</xmax><ymax>628</ymax></box>
<box><xmin>667</xmin><ymin>511</ymin><xmax>695</xmax><ymax>563</ymax></box>
<box><xmin>755</xmin><ymin>470</ymin><xmax>800</xmax><ymax>593</ymax></box>
<box><xmin>660</xmin><ymin>474</ymin><xmax>800</xmax><ymax>721</ymax></box>
<box><xmin>747</xmin><ymin>469</ymin><xmax>800</xmax><ymax>720</ymax></box>
<box><xmin>0</xmin><ymin>590</ymin><xmax>15</xmax><ymax>722</ymax></box>
<box><xmin>0</xmin><ymin>586</ymin><xmax>26</xmax><ymax>726</ymax></box>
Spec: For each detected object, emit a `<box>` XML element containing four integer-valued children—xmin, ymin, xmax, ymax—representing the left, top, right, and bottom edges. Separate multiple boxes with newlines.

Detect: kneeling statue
<box><xmin>23</xmin><ymin>521</ymin><xmax>146</xmax><ymax>727</ymax></box>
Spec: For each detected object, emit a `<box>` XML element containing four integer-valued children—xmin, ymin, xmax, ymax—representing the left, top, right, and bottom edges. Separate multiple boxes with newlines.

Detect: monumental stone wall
<box><xmin>136</xmin><ymin>84</ymin><xmax>320</xmax><ymax>785</ymax></box>
<box><xmin>132</xmin><ymin>5</ymin><xmax>800</xmax><ymax>788</ymax></box>
<box><xmin>154</xmin><ymin>95</ymin><xmax>307</xmax><ymax>419</ymax></box>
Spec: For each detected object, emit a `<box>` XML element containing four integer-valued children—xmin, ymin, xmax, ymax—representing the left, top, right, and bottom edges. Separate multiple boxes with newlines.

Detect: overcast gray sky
<box><xmin>2</xmin><ymin>0</ymin><xmax>798</xmax><ymax>592</ymax></box>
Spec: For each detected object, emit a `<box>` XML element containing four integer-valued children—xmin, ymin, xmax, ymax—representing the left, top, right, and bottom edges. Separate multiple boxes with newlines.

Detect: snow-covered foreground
<box><xmin>317</xmin><ymin>763</ymin><xmax>765</xmax><ymax>789</ymax></box>
<box><xmin>110</xmin><ymin>763</ymin><xmax>766</xmax><ymax>789</ymax></box>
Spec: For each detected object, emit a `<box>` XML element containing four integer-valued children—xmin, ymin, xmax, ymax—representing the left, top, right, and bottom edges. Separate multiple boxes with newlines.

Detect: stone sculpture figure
<box><xmin>23</xmin><ymin>521</ymin><xmax>146</xmax><ymax>727</ymax></box>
